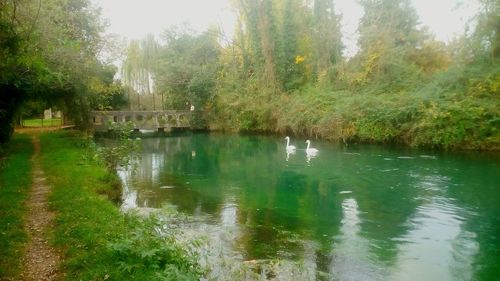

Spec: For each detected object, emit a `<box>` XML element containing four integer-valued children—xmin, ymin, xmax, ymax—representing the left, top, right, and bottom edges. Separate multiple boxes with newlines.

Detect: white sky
<box><xmin>92</xmin><ymin>0</ymin><xmax>235</xmax><ymax>39</ymax></box>
<box><xmin>92</xmin><ymin>0</ymin><xmax>480</xmax><ymax>56</ymax></box>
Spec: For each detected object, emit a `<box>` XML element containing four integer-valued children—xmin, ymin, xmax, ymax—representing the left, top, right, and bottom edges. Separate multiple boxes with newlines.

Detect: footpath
<box><xmin>20</xmin><ymin>135</ymin><xmax>60</xmax><ymax>281</ymax></box>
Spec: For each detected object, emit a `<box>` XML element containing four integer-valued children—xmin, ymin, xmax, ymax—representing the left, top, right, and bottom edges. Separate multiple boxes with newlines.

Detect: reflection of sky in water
<box><xmin>111</xmin><ymin>134</ymin><xmax>500</xmax><ymax>280</ymax></box>
<box><xmin>330</xmin><ymin>198</ymin><xmax>385</xmax><ymax>281</ymax></box>
<box><xmin>118</xmin><ymin>169</ymin><xmax>137</xmax><ymax>211</ymax></box>
<box><xmin>220</xmin><ymin>201</ymin><xmax>237</xmax><ymax>227</ymax></box>
<box><xmin>388</xmin><ymin>202</ymin><xmax>479</xmax><ymax>281</ymax></box>
<box><xmin>151</xmin><ymin>153</ymin><xmax>163</xmax><ymax>186</ymax></box>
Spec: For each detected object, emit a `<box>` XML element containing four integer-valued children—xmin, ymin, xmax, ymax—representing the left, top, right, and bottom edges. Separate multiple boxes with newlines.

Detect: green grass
<box><xmin>39</xmin><ymin>131</ymin><xmax>200</xmax><ymax>280</ymax></box>
<box><xmin>0</xmin><ymin>134</ymin><xmax>33</xmax><ymax>279</ymax></box>
<box><xmin>23</xmin><ymin>118</ymin><xmax>62</xmax><ymax>127</ymax></box>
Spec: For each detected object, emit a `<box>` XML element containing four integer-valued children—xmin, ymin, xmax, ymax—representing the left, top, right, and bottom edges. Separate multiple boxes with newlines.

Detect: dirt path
<box><xmin>20</xmin><ymin>135</ymin><xmax>60</xmax><ymax>281</ymax></box>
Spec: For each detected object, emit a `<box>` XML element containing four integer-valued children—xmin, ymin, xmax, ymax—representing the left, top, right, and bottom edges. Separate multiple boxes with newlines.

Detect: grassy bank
<box><xmin>0</xmin><ymin>134</ymin><xmax>33</xmax><ymax>278</ymax></box>
<box><xmin>39</xmin><ymin>131</ymin><xmax>200</xmax><ymax>280</ymax></box>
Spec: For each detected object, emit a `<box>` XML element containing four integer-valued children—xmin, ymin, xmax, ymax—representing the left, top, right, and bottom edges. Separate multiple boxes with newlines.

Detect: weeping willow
<box><xmin>121</xmin><ymin>34</ymin><xmax>159</xmax><ymax>110</ymax></box>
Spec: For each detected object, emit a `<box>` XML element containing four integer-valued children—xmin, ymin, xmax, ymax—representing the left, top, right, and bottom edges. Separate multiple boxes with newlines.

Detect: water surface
<box><xmin>118</xmin><ymin>133</ymin><xmax>500</xmax><ymax>280</ymax></box>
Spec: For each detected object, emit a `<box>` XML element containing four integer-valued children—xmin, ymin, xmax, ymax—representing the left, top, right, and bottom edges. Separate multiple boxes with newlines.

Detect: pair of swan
<box><xmin>285</xmin><ymin>136</ymin><xmax>318</xmax><ymax>154</ymax></box>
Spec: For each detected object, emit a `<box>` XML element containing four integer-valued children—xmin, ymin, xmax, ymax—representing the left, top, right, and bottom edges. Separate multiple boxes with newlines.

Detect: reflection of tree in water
<box><xmin>120</xmin><ymin>134</ymin><xmax>500</xmax><ymax>280</ymax></box>
<box><xmin>300</xmin><ymin>148</ymin><xmax>423</xmax><ymax>266</ymax></box>
<box><xmin>440</xmin><ymin>153</ymin><xmax>500</xmax><ymax>281</ymax></box>
<box><xmin>128</xmin><ymin>134</ymin><xmax>420</xmax><ymax>273</ymax></box>
<box><xmin>351</xmin><ymin>164</ymin><xmax>421</xmax><ymax>265</ymax></box>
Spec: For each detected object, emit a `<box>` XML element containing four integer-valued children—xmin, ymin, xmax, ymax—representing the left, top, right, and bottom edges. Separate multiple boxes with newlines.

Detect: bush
<box><xmin>210</xmin><ymin>62</ymin><xmax>499</xmax><ymax>150</ymax></box>
<box><xmin>108</xmin><ymin>217</ymin><xmax>201</xmax><ymax>280</ymax></box>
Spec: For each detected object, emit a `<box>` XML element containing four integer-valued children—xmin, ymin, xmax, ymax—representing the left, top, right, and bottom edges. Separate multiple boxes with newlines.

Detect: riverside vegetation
<box><xmin>120</xmin><ymin>0</ymin><xmax>499</xmax><ymax>150</ymax></box>
<box><xmin>1</xmin><ymin>0</ymin><xmax>498</xmax><ymax>279</ymax></box>
<box><xmin>1</xmin><ymin>0</ymin><xmax>498</xmax><ymax>149</ymax></box>
<box><xmin>0</xmin><ymin>130</ymin><xmax>201</xmax><ymax>280</ymax></box>
<box><xmin>37</xmin><ymin>131</ymin><xmax>201</xmax><ymax>280</ymax></box>
<box><xmin>0</xmin><ymin>130</ymin><xmax>307</xmax><ymax>280</ymax></box>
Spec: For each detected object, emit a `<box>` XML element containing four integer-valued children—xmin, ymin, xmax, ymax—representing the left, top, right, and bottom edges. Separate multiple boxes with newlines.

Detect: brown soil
<box><xmin>19</xmin><ymin>135</ymin><xmax>61</xmax><ymax>281</ymax></box>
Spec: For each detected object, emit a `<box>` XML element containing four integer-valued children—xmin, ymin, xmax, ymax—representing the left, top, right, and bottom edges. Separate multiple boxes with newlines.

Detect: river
<box><xmin>117</xmin><ymin>133</ymin><xmax>500</xmax><ymax>281</ymax></box>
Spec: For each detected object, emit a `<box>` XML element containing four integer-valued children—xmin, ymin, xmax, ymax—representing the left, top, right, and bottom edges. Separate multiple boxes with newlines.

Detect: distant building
<box><xmin>44</xmin><ymin>108</ymin><xmax>52</xmax><ymax>119</ymax></box>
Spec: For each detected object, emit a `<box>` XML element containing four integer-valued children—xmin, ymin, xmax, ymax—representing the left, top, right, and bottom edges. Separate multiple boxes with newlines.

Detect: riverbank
<box><xmin>0</xmin><ymin>131</ymin><xmax>201</xmax><ymax>280</ymax></box>
<box><xmin>105</xmin><ymin>132</ymin><xmax>500</xmax><ymax>280</ymax></box>
<box><xmin>211</xmin><ymin>64</ymin><xmax>500</xmax><ymax>151</ymax></box>
<box><xmin>38</xmin><ymin>131</ymin><xmax>201</xmax><ymax>280</ymax></box>
<box><xmin>0</xmin><ymin>130</ymin><xmax>317</xmax><ymax>280</ymax></box>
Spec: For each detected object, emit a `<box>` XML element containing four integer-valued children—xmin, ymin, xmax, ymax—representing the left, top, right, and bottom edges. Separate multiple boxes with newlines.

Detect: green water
<box><xmin>118</xmin><ymin>133</ymin><xmax>500</xmax><ymax>280</ymax></box>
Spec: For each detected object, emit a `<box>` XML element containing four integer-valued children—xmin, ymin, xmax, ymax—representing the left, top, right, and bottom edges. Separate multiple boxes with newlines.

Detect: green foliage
<box><xmin>39</xmin><ymin>131</ymin><xmax>201</xmax><ymax>280</ymax></box>
<box><xmin>469</xmin><ymin>0</ymin><xmax>500</xmax><ymax>61</ymax></box>
<box><xmin>275</xmin><ymin>87</ymin><xmax>337</xmax><ymax>136</ymax></box>
<box><xmin>0</xmin><ymin>134</ymin><xmax>33</xmax><ymax>278</ymax></box>
<box><xmin>276</xmin><ymin>0</ymin><xmax>302</xmax><ymax>91</ymax></box>
<box><xmin>108</xmin><ymin>218</ymin><xmax>201</xmax><ymax>280</ymax></box>
<box><xmin>311</xmin><ymin>0</ymin><xmax>343</xmax><ymax>84</ymax></box>
<box><xmin>273</xmin><ymin>61</ymin><xmax>499</xmax><ymax>149</ymax></box>
<box><xmin>212</xmin><ymin>84</ymin><xmax>277</xmax><ymax>132</ymax></box>
<box><xmin>1</xmin><ymin>0</ymin><xmax>117</xmax><ymax>141</ymax></box>
<box><xmin>215</xmin><ymin>58</ymin><xmax>499</xmax><ymax>150</ymax></box>
<box><xmin>121</xmin><ymin>35</ymin><xmax>160</xmax><ymax>110</ymax></box>
<box><xmin>146</xmin><ymin>26</ymin><xmax>220</xmax><ymax>128</ymax></box>
<box><xmin>93</xmin><ymin>122</ymin><xmax>140</xmax><ymax>173</ymax></box>
<box><xmin>205</xmin><ymin>0</ymin><xmax>499</xmax><ymax>150</ymax></box>
<box><xmin>228</xmin><ymin>0</ymin><xmax>343</xmax><ymax>93</ymax></box>
<box><xmin>409</xmin><ymin>63</ymin><xmax>500</xmax><ymax>149</ymax></box>
<box><xmin>89</xmin><ymin>65</ymin><xmax>128</xmax><ymax>110</ymax></box>
<box><xmin>20</xmin><ymin>100</ymin><xmax>48</xmax><ymax>118</ymax></box>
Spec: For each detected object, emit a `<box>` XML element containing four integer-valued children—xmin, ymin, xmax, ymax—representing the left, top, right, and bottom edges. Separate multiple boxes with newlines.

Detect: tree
<box><xmin>470</xmin><ymin>0</ymin><xmax>500</xmax><ymax>62</ymax></box>
<box><xmin>121</xmin><ymin>35</ymin><xmax>161</xmax><ymax>110</ymax></box>
<box><xmin>276</xmin><ymin>0</ymin><xmax>303</xmax><ymax>91</ymax></box>
<box><xmin>153</xmin><ymin>26</ymin><xmax>220</xmax><ymax>127</ymax></box>
<box><xmin>230</xmin><ymin>0</ymin><xmax>283</xmax><ymax>91</ymax></box>
<box><xmin>312</xmin><ymin>0</ymin><xmax>343</xmax><ymax>84</ymax></box>
<box><xmin>89</xmin><ymin>64</ymin><xmax>127</xmax><ymax>111</ymax></box>
<box><xmin>122</xmin><ymin>40</ymin><xmax>145</xmax><ymax>109</ymax></box>
<box><xmin>0</xmin><ymin>0</ymin><xmax>113</xmax><ymax>141</ymax></box>
<box><xmin>353</xmin><ymin>0</ymin><xmax>426</xmax><ymax>89</ymax></box>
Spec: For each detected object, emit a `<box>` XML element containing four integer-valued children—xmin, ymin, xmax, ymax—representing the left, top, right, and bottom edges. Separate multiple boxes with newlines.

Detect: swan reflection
<box><xmin>286</xmin><ymin>149</ymin><xmax>296</xmax><ymax>161</ymax></box>
<box><xmin>306</xmin><ymin>152</ymin><xmax>317</xmax><ymax>164</ymax></box>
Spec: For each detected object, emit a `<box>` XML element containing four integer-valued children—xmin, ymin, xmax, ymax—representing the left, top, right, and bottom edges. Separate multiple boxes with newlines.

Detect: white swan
<box><xmin>305</xmin><ymin>140</ymin><xmax>319</xmax><ymax>155</ymax></box>
<box><xmin>285</xmin><ymin>136</ymin><xmax>296</xmax><ymax>151</ymax></box>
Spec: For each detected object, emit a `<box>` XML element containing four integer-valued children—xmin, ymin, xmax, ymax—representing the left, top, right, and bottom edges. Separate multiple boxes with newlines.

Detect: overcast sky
<box><xmin>91</xmin><ymin>0</ymin><xmax>480</xmax><ymax>56</ymax></box>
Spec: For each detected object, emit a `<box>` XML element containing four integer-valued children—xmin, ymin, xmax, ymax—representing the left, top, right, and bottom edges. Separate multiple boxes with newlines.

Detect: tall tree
<box><xmin>141</xmin><ymin>34</ymin><xmax>159</xmax><ymax>109</ymax></box>
<box><xmin>276</xmin><ymin>0</ymin><xmax>301</xmax><ymax>91</ymax></box>
<box><xmin>122</xmin><ymin>40</ymin><xmax>143</xmax><ymax>109</ymax></box>
<box><xmin>352</xmin><ymin>0</ymin><xmax>426</xmax><ymax>89</ymax></box>
<box><xmin>472</xmin><ymin>0</ymin><xmax>500</xmax><ymax>62</ymax></box>
<box><xmin>154</xmin><ymin>26</ymin><xmax>220</xmax><ymax>127</ymax></box>
<box><xmin>231</xmin><ymin>0</ymin><xmax>280</xmax><ymax>90</ymax></box>
<box><xmin>312</xmin><ymin>0</ymin><xmax>343</xmax><ymax>83</ymax></box>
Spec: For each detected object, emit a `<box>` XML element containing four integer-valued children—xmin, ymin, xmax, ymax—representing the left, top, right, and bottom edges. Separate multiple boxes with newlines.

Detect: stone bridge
<box><xmin>91</xmin><ymin>110</ymin><xmax>190</xmax><ymax>132</ymax></box>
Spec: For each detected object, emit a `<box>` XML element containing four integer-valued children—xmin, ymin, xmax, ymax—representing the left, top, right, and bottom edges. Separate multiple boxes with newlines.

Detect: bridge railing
<box><xmin>91</xmin><ymin>110</ymin><xmax>191</xmax><ymax>132</ymax></box>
